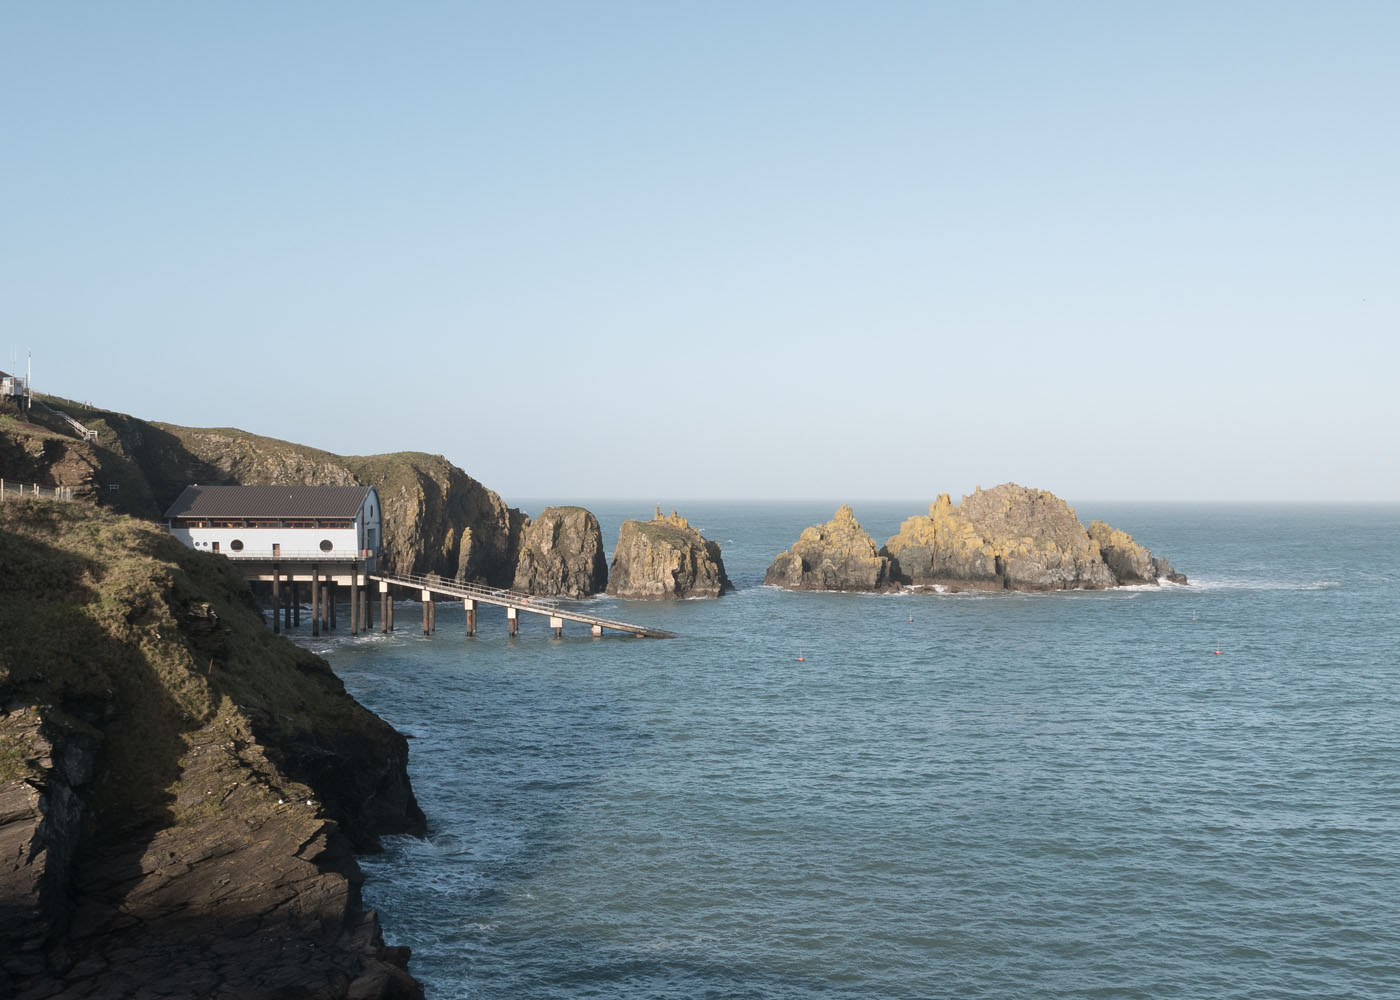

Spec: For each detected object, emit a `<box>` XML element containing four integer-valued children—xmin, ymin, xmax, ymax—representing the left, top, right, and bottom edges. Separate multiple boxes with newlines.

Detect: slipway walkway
<box><xmin>369</xmin><ymin>571</ymin><xmax>677</xmax><ymax>639</ymax></box>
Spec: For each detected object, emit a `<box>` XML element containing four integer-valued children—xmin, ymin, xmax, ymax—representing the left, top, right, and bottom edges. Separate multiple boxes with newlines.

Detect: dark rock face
<box><xmin>1087</xmin><ymin>520</ymin><xmax>1189</xmax><ymax>586</ymax></box>
<box><xmin>0</xmin><ymin>502</ymin><xmax>427</xmax><ymax>999</ymax></box>
<box><xmin>883</xmin><ymin>484</ymin><xmax>1185</xmax><ymax>591</ymax></box>
<box><xmin>513</xmin><ymin>506</ymin><xmax>608</xmax><ymax>597</ymax></box>
<box><xmin>764</xmin><ymin>505</ymin><xmax>897</xmax><ymax>591</ymax></box>
<box><xmin>606</xmin><ymin>511</ymin><xmax>731</xmax><ymax>599</ymax></box>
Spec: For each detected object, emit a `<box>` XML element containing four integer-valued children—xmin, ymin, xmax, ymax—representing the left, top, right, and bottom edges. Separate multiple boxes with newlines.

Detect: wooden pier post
<box><xmin>350</xmin><ymin>571</ymin><xmax>359</xmax><ymax>636</ymax></box>
<box><xmin>361</xmin><ymin>587</ymin><xmax>370</xmax><ymax>631</ymax></box>
<box><xmin>272</xmin><ymin>566</ymin><xmax>281</xmax><ymax>634</ymax></box>
<box><xmin>311</xmin><ymin>569</ymin><xmax>320</xmax><ymax>637</ymax></box>
<box><xmin>507</xmin><ymin>606</ymin><xmax>519</xmax><ymax>637</ymax></box>
<box><xmin>429</xmin><ymin>597</ymin><xmax>436</xmax><ymax>634</ymax></box>
<box><xmin>464</xmin><ymin>599</ymin><xmax>476</xmax><ymax>637</ymax></box>
<box><xmin>550</xmin><ymin>615</ymin><xmax>564</xmax><ymax>639</ymax></box>
<box><xmin>328</xmin><ymin>581</ymin><xmax>337</xmax><ymax>631</ymax></box>
<box><xmin>380</xmin><ymin>581</ymin><xmax>389</xmax><ymax>633</ymax></box>
<box><xmin>294</xmin><ymin>582</ymin><xmax>301</xmax><ymax>627</ymax></box>
<box><xmin>422</xmin><ymin>589</ymin><xmax>431</xmax><ymax>636</ymax></box>
<box><xmin>284</xmin><ymin>579</ymin><xmax>292</xmax><ymax>629</ymax></box>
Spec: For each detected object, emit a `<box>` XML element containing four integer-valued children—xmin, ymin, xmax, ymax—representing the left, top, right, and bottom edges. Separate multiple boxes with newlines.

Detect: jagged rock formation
<box><xmin>764</xmin><ymin>505</ymin><xmax>897</xmax><ymax>591</ymax></box>
<box><xmin>606</xmin><ymin>509</ymin><xmax>732</xmax><ymax>599</ymax></box>
<box><xmin>882</xmin><ymin>484</ymin><xmax>1185</xmax><ymax>590</ymax></box>
<box><xmin>512</xmin><ymin>506</ymin><xmax>608</xmax><ymax>597</ymax></box>
<box><xmin>0</xmin><ymin>396</ymin><xmax>528</xmax><ymax>585</ymax></box>
<box><xmin>0</xmin><ymin>499</ymin><xmax>427</xmax><ymax>998</ymax></box>
<box><xmin>1087</xmin><ymin>520</ymin><xmax>1187</xmax><ymax>585</ymax></box>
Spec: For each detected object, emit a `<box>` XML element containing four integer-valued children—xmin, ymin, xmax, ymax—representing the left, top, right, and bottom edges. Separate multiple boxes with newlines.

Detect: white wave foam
<box><xmin>1189</xmin><ymin>578</ymin><xmax>1341</xmax><ymax>592</ymax></box>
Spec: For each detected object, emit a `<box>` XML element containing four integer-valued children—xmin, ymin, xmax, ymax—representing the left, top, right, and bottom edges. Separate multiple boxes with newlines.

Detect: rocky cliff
<box><xmin>764</xmin><ymin>505</ymin><xmax>897</xmax><ymax>591</ymax></box>
<box><xmin>882</xmin><ymin>484</ymin><xmax>1185</xmax><ymax>590</ymax></box>
<box><xmin>512</xmin><ymin>506</ymin><xmax>608</xmax><ymax>597</ymax></box>
<box><xmin>606</xmin><ymin>510</ymin><xmax>732</xmax><ymax>599</ymax></box>
<box><xmin>0</xmin><ymin>498</ymin><xmax>427</xmax><ymax>998</ymax></box>
<box><xmin>0</xmin><ymin>397</ymin><xmax>527</xmax><ymax>585</ymax></box>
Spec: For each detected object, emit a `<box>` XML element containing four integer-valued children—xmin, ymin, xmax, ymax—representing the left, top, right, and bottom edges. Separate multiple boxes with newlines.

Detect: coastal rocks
<box><xmin>0</xmin><ymin>501</ymin><xmax>427</xmax><ymax>998</ymax></box>
<box><xmin>512</xmin><ymin>506</ymin><xmax>608</xmax><ymax>597</ymax></box>
<box><xmin>883</xmin><ymin>484</ymin><xmax>1117</xmax><ymax>591</ymax></box>
<box><xmin>606</xmin><ymin>509</ymin><xmax>732</xmax><ymax>599</ymax></box>
<box><xmin>1088</xmin><ymin>521</ymin><xmax>1188</xmax><ymax>585</ymax></box>
<box><xmin>764</xmin><ymin>505</ymin><xmax>897</xmax><ymax>591</ymax></box>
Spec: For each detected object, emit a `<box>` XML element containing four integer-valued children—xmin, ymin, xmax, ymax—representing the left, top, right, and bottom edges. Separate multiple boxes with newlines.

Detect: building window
<box><xmin>230</xmin><ymin>539</ymin><xmax>244</xmax><ymax>552</ymax></box>
<box><xmin>320</xmin><ymin>539</ymin><xmax>334</xmax><ymax>552</ymax></box>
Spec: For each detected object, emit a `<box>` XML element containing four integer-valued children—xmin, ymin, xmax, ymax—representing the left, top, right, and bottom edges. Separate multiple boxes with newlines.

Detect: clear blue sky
<box><xmin>4</xmin><ymin>2</ymin><xmax>1396</xmax><ymax>501</ymax></box>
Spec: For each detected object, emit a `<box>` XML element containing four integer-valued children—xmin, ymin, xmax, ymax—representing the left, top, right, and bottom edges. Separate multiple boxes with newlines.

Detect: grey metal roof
<box><xmin>164</xmin><ymin>485</ymin><xmax>373</xmax><ymax>520</ymax></box>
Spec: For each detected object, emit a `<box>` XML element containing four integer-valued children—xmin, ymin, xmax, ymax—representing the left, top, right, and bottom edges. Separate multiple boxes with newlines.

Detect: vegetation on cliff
<box><xmin>0</xmin><ymin>498</ymin><xmax>425</xmax><ymax>997</ymax></box>
<box><xmin>1</xmin><ymin>396</ymin><xmax>526</xmax><ymax>585</ymax></box>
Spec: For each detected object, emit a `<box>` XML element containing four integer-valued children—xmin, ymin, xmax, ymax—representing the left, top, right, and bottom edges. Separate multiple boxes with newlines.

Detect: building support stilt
<box><xmin>328</xmin><ymin>581</ymin><xmax>336</xmax><ymax>631</ymax></box>
<box><xmin>380</xmin><ymin>581</ymin><xmax>389</xmax><ymax>633</ymax></box>
<box><xmin>350</xmin><ymin>571</ymin><xmax>359</xmax><ymax>636</ymax></box>
<box><xmin>311</xmin><ymin>569</ymin><xmax>320</xmax><ymax>638</ymax></box>
<box><xmin>272</xmin><ymin>566</ymin><xmax>281</xmax><ymax>634</ymax></box>
<box><xmin>550</xmin><ymin>615</ymin><xmax>563</xmax><ymax>639</ymax></box>
<box><xmin>591</xmin><ymin>624</ymin><xmax>603</xmax><ymax>637</ymax></box>
<box><xmin>507</xmin><ymin>606</ymin><xmax>519</xmax><ymax>637</ymax></box>
<box><xmin>464</xmin><ymin>599</ymin><xmax>476</xmax><ymax>637</ymax></box>
<box><xmin>422</xmin><ymin>589</ymin><xmax>431</xmax><ymax>636</ymax></box>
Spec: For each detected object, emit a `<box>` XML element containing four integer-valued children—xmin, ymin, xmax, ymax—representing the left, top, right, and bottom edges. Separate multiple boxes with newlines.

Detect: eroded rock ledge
<box><xmin>0</xmin><ymin>499</ymin><xmax>427</xmax><ymax>999</ymax></box>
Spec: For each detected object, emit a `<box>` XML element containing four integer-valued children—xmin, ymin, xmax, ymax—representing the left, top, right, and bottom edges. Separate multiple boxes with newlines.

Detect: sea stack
<box><xmin>882</xmin><ymin>483</ymin><xmax>1184</xmax><ymax>590</ymax></box>
<box><xmin>512</xmin><ymin>505</ymin><xmax>609</xmax><ymax>597</ymax></box>
<box><xmin>606</xmin><ymin>509</ymin><xmax>732</xmax><ymax>599</ymax></box>
<box><xmin>764</xmin><ymin>505</ymin><xmax>897</xmax><ymax>591</ymax></box>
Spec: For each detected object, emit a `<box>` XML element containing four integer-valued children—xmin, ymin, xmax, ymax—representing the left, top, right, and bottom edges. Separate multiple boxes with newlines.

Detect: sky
<box><xmin>3</xmin><ymin>2</ymin><xmax>1397</xmax><ymax>502</ymax></box>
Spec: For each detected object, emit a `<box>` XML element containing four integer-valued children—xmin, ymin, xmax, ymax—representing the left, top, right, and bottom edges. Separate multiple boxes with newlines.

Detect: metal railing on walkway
<box><xmin>371</xmin><ymin>570</ymin><xmax>678</xmax><ymax>638</ymax></box>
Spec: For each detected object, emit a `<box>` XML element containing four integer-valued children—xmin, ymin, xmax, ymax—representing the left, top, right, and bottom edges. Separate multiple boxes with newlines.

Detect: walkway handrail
<box><xmin>370</xmin><ymin>570</ymin><xmax>678</xmax><ymax>638</ymax></box>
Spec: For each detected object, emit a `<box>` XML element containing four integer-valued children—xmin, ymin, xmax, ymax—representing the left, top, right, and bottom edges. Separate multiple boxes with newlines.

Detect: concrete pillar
<box><xmin>294</xmin><ymin>581</ymin><xmax>301</xmax><ymax>627</ymax></box>
<box><xmin>422</xmin><ymin>589</ymin><xmax>431</xmax><ymax>636</ymax></box>
<box><xmin>328</xmin><ymin>581</ymin><xmax>337</xmax><ymax>631</ymax></box>
<box><xmin>507</xmin><ymin>606</ymin><xmax>519</xmax><ymax>637</ymax></box>
<box><xmin>591</xmin><ymin>624</ymin><xmax>603</xmax><ymax>638</ymax></box>
<box><xmin>550</xmin><ymin>615</ymin><xmax>564</xmax><ymax>639</ymax></box>
<box><xmin>350</xmin><ymin>571</ymin><xmax>359</xmax><ymax>636</ymax></box>
<box><xmin>272</xmin><ymin>566</ymin><xmax>281</xmax><ymax>634</ymax></box>
<box><xmin>311</xmin><ymin>569</ymin><xmax>320</xmax><ymax>638</ymax></box>
<box><xmin>361</xmin><ymin>587</ymin><xmax>370</xmax><ymax>631</ymax></box>
<box><xmin>429</xmin><ymin>598</ymin><xmax>436</xmax><ymax>634</ymax></box>
<box><xmin>380</xmin><ymin>581</ymin><xmax>389</xmax><ymax>634</ymax></box>
<box><xmin>284</xmin><ymin>579</ymin><xmax>292</xmax><ymax>629</ymax></box>
<box><xmin>464</xmin><ymin>599</ymin><xmax>476</xmax><ymax>637</ymax></box>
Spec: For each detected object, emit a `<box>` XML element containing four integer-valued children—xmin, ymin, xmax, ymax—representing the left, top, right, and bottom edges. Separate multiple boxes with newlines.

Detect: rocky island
<box><xmin>763</xmin><ymin>505</ymin><xmax>897</xmax><ymax>591</ymax></box>
<box><xmin>606</xmin><ymin>509</ymin><xmax>732</xmax><ymax>599</ymax></box>
<box><xmin>512</xmin><ymin>505</ymin><xmax>609</xmax><ymax>597</ymax></box>
<box><xmin>767</xmin><ymin>484</ymin><xmax>1186</xmax><ymax>593</ymax></box>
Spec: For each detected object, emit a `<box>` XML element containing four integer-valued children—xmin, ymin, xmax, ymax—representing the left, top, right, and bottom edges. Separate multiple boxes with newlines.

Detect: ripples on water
<box><xmin>315</xmin><ymin>503</ymin><xmax>1400</xmax><ymax>999</ymax></box>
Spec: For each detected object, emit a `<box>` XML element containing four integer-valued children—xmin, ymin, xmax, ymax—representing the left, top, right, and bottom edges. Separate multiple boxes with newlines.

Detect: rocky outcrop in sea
<box><xmin>606</xmin><ymin>509</ymin><xmax>732</xmax><ymax>599</ymax></box>
<box><xmin>0</xmin><ymin>500</ymin><xmax>427</xmax><ymax>999</ymax></box>
<box><xmin>879</xmin><ymin>484</ymin><xmax>1186</xmax><ymax>591</ymax></box>
<box><xmin>512</xmin><ymin>505</ymin><xmax>609</xmax><ymax>597</ymax></box>
<box><xmin>764</xmin><ymin>505</ymin><xmax>897</xmax><ymax>591</ymax></box>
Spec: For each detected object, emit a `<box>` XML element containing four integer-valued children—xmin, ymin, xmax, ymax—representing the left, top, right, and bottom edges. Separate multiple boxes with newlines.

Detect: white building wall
<box><xmin>172</xmin><ymin>526</ymin><xmax>361</xmax><ymax>559</ymax></box>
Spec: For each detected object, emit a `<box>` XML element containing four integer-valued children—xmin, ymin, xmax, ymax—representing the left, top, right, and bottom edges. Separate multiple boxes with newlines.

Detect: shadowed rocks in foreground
<box><xmin>0</xmin><ymin>500</ymin><xmax>427</xmax><ymax>999</ymax></box>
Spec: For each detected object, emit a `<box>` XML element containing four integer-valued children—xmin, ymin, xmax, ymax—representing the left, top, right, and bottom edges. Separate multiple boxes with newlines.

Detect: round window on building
<box><xmin>230</xmin><ymin>539</ymin><xmax>244</xmax><ymax>552</ymax></box>
<box><xmin>320</xmin><ymin>539</ymin><xmax>334</xmax><ymax>552</ymax></box>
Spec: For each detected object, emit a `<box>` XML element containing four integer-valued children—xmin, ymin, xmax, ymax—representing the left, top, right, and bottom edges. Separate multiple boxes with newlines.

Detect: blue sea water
<box><xmin>309</xmin><ymin>501</ymin><xmax>1400</xmax><ymax>999</ymax></box>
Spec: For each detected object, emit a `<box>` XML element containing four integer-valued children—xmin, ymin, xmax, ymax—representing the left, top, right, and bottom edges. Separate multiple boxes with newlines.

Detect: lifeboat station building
<box><xmin>163</xmin><ymin>484</ymin><xmax>381</xmax><ymax>636</ymax></box>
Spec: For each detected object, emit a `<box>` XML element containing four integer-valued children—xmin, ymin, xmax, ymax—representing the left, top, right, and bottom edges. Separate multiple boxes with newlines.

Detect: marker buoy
<box><xmin>796</xmin><ymin>655</ymin><xmax>805</xmax><ymax>662</ymax></box>
<box><xmin>1213</xmin><ymin>649</ymin><xmax>1222</xmax><ymax>655</ymax></box>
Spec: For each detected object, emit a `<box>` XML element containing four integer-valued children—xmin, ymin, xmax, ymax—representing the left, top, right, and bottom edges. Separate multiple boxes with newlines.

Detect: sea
<box><xmin>301</xmin><ymin>501</ymin><xmax>1400</xmax><ymax>1000</ymax></box>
